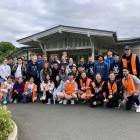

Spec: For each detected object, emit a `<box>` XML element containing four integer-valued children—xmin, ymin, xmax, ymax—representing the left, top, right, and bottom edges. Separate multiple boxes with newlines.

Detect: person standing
<box><xmin>12</xmin><ymin>57</ymin><xmax>27</xmax><ymax>80</ymax></box>
<box><xmin>94</xmin><ymin>55</ymin><xmax>109</xmax><ymax>81</ymax></box>
<box><xmin>110</xmin><ymin>53</ymin><xmax>123</xmax><ymax>80</ymax></box>
<box><xmin>51</xmin><ymin>62</ymin><xmax>59</xmax><ymax>81</ymax></box>
<box><xmin>105</xmin><ymin>50</ymin><xmax>114</xmax><ymax>69</ymax></box>
<box><xmin>0</xmin><ymin>58</ymin><xmax>11</xmax><ymax>81</ymax></box>
<box><xmin>86</xmin><ymin>56</ymin><xmax>95</xmax><ymax>80</ymax></box>
<box><xmin>77</xmin><ymin>57</ymin><xmax>87</xmax><ymax>72</ymax></box>
<box><xmin>121</xmin><ymin>46</ymin><xmax>140</xmax><ymax>77</ymax></box>
<box><xmin>27</xmin><ymin>55</ymin><xmax>40</xmax><ymax>100</ymax></box>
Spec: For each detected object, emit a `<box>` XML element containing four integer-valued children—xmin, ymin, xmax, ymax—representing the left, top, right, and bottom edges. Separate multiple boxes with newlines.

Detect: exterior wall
<box><xmin>131</xmin><ymin>44</ymin><xmax>140</xmax><ymax>58</ymax></box>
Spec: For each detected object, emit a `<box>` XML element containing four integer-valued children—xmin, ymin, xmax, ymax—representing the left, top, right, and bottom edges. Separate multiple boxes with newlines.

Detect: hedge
<box><xmin>0</xmin><ymin>106</ymin><xmax>14</xmax><ymax>140</ymax></box>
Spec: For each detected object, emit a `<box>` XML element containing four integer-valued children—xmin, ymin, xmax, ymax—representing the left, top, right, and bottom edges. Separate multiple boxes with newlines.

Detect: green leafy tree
<box><xmin>0</xmin><ymin>42</ymin><xmax>16</xmax><ymax>61</ymax></box>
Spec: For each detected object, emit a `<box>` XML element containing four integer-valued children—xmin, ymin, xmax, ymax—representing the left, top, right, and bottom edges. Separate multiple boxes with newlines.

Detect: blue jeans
<box><xmin>3</xmin><ymin>92</ymin><xmax>11</xmax><ymax>103</ymax></box>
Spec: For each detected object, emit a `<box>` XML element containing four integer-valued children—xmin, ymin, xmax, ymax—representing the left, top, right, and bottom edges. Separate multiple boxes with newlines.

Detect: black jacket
<box><xmin>12</xmin><ymin>64</ymin><xmax>27</xmax><ymax>78</ymax></box>
<box><xmin>27</xmin><ymin>61</ymin><xmax>40</xmax><ymax>79</ymax></box>
<box><xmin>110</xmin><ymin>61</ymin><xmax>123</xmax><ymax>80</ymax></box>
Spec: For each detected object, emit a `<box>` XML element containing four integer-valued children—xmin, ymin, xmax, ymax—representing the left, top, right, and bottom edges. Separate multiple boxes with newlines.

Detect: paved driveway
<box><xmin>8</xmin><ymin>103</ymin><xmax>140</xmax><ymax>140</ymax></box>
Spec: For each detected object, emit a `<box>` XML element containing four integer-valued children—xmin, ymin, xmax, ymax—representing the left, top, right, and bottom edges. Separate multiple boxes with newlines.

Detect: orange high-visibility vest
<box><xmin>122</xmin><ymin>74</ymin><xmax>138</xmax><ymax>97</ymax></box>
<box><xmin>107</xmin><ymin>81</ymin><xmax>117</xmax><ymax>95</ymax></box>
<box><xmin>122</xmin><ymin>53</ymin><xmax>137</xmax><ymax>75</ymax></box>
<box><xmin>65</xmin><ymin>81</ymin><xmax>76</xmax><ymax>95</ymax></box>
<box><xmin>23</xmin><ymin>82</ymin><xmax>37</xmax><ymax>102</ymax></box>
<box><xmin>80</xmin><ymin>78</ymin><xmax>92</xmax><ymax>95</ymax></box>
<box><xmin>0</xmin><ymin>83</ymin><xmax>8</xmax><ymax>100</ymax></box>
<box><xmin>93</xmin><ymin>81</ymin><xmax>104</xmax><ymax>93</ymax></box>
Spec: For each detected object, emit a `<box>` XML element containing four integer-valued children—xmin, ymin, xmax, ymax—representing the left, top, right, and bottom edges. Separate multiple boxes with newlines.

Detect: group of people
<box><xmin>0</xmin><ymin>45</ymin><xmax>140</xmax><ymax>112</ymax></box>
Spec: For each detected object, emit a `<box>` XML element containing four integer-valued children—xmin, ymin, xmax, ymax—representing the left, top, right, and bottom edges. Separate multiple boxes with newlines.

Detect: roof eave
<box><xmin>17</xmin><ymin>25</ymin><xmax>115</xmax><ymax>44</ymax></box>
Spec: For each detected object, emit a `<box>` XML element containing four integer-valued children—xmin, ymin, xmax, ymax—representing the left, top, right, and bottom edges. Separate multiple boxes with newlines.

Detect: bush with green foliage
<box><xmin>0</xmin><ymin>106</ymin><xmax>14</xmax><ymax>140</ymax></box>
<box><xmin>0</xmin><ymin>41</ymin><xmax>16</xmax><ymax>62</ymax></box>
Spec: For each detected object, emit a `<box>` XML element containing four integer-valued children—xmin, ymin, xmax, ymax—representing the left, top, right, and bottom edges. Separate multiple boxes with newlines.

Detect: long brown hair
<box><xmin>43</xmin><ymin>63</ymin><xmax>51</xmax><ymax>76</ymax></box>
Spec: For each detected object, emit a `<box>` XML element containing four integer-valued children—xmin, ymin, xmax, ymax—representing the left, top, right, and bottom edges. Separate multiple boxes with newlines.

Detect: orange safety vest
<box><xmin>23</xmin><ymin>82</ymin><xmax>37</xmax><ymax>102</ymax></box>
<box><xmin>0</xmin><ymin>83</ymin><xmax>8</xmax><ymax>100</ymax></box>
<box><xmin>122</xmin><ymin>74</ymin><xmax>139</xmax><ymax>97</ymax></box>
<box><xmin>80</xmin><ymin>78</ymin><xmax>92</xmax><ymax>95</ymax></box>
<box><xmin>65</xmin><ymin>81</ymin><xmax>77</xmax><ymax>95</ymax></box>
<box><xmin>93</xmin><ymin>81</ymin><xmax>104</xmax><ymax>93</ymax></box>
<box><xmin>107</xmin><ymin>81</ymin><xmax>117</xmax><ymax>95</ymax></box>
<box><xmin>122</xmin><ymin>53</ymin><xmax>137</xmax><ymax>75</ymax></box>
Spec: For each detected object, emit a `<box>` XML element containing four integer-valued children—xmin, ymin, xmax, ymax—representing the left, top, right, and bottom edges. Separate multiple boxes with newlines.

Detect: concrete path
<box><xmin>8</xmin><ymin>103</ymin><xmax>140</xmax><ymax>140</ymax></box>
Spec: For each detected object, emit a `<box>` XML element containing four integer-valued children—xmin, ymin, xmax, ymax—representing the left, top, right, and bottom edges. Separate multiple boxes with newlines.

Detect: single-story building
<box><xmin>12</xmin><ymin>25</ymin><xmax>140</xmax><ymax>62</ymax></box>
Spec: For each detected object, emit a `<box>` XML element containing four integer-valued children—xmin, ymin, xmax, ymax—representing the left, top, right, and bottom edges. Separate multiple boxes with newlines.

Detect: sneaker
<box><xmin>46</xmin><ymin>99</ymin><xmax>51</xmax><ymax>104</ymax></box>
<box><xmin>93</xmin><ymin>101</ymin><xmax>97</xmax><ymax>106</ymax></box>
<box><xmin>59</xmin><ymin>100</ymin><xmax>63</xmax><ymax>104</ymax></box>
<box><xmin>53</xmin><ymin>99</ymin><xmax>56</xmax><ymax>104</ymax></box>
<box><xmin>3</xmin><ymin>101</ymin><xmax>7</xmax><ymax>105</ymax></box>
<box><xmin>81</xmin><ymin>100</ymin><xmax>87</xmax><ymax>104</ymax></box>
<box><xmin>63</xmin><ymin>100</ymin><xmax>67</xmax><ymax>105</ymax></box>
<box><xmin>104</xmin><ymin>99</ymin><xmax>108</xmax><ymax>102</ymax></box>
<box><xmin>136</xmin><ymin>106</ymin><xmax>140</xmax><ymax>112</ymax></box>
<box><xmin>134</xmin><ymin>103</ymin><xmax>137</xmax><ymax>108</ymax></box>
<box><xmin>71</xmin><ymin>100</ymin><xmax>75</xmax><ymax>105</ymax></box>
<box><xmin>14</xmin><ymin>100</ymin><xmax>17</xmax><ymax>104</ymax></box>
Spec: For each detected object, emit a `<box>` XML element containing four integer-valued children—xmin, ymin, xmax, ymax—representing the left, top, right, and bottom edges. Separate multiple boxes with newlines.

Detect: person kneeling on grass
<box><xmin>61</xmin><ymin>72</ymin><xmax>78</xmax><ymax>105</ymax></box>
<box><xmin>22</xmin><ymin>77</ymin><xmax>37</xmax><ymax>103</ymax></box>
<box><xmin>11</xmin><ymin>77</ymin><xmax>24</xmax><ymax>103</ymax></box>
<box><xmin>3</xmin><ymin>76</ymin><xmax>14</xmax><ymax>105</ymax></box>
<box><xmin>0</xmin><ymin>79</ymin><xmax>8</xmax><ymax>103</ymax></box>
<box><xmin>105</xmin><ymin>72</ymin><xmax>121</xmax><ymax>108</ymax></box>
<box><xmin>122</xmin><ymin>67</ymin><xmax>140</xmax><ymax>112</ymax></box>
<box><xmin>78</xmin><ymin>72</ymin><xmax>92</xmax><ymax>104</ymax></box>
<box><xmin>90</xmin><ymin>73</ymin><xmax>106</xmax><ymax>107</ymax></box>
<box><xmin>40</xmin><ymin>74</ymin><xmax>54</xmax><ymax>104</ymax></box>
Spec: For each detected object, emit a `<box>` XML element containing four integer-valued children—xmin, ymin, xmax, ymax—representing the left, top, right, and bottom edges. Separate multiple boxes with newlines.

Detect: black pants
<box><xmin>12</xmin><ymin>92</ymin><xmax>23</xmax><ymax>102</ymax></box>
<box><xmin>22</xmin><ymin>94</ymin><xmax>32</xmax><ymax>103</ymax></box>
<box><xmin>90</xmin><ymin>93</ymin><xmax>104</xmax><ymax>107</ymax></box>
<box><xmin>33</xmin><ymin>77</ymin><xmax>41</xmax><ymax>102</ymax></box>
<box><xmin>126</xmin><ymin>95</ymin><xmax>140</xmax><ymax>110</ymax></box>
<box><xmin>107</xmin><ymin>93</ymin><xmax>119</xmax><ymax>108</ymax></box>
<box><xmin>93</xmin><ymin>93</ymin><xmax>104</xmax><ymax>103</ymax></box>
<box><xmin>45</xmin><ymin>91</ymin><xmax>53</xmax><ymax>103</ymax></box>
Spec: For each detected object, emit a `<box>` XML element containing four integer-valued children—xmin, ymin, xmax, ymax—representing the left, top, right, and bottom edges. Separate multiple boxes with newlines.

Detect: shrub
<box><xmin>0</xmin><ymin>105</ymin><xmax>14</xmax><ymax>140</ymax></box>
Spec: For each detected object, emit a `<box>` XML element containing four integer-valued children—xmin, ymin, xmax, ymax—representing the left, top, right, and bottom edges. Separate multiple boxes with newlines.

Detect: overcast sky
<box><xmin>0</xmin><ymin>0</ymin><xmax>140</xmax><ymax>47</ymax></box>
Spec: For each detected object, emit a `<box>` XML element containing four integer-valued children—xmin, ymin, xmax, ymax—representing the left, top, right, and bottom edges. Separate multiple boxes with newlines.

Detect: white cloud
<box><xmin>0</xmin><ymin>0</ymin><xmax>140</xmax><ymax>47</ymax></box>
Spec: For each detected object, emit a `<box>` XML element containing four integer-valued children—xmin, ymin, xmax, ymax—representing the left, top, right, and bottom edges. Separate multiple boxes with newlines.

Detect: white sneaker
<box><xmin>59</xmin><ymin>100</ymin><xmax>63</xmax><ymax>104</ymax></box>
<box><xmin>104</xmin><ymin>99</ymin><xmax>107</xmax><ymax>103</ymax></box>
<box><xmin>53</xmin><ymin>99</ymin><xmax>56</xmax><ymax>104</ymax></box>
<box><xmin>136</xmin><ymin>106</ymin><xmax>140</xmax><ymax>112</ymax></box>
<box><xmin>71</xmin><ymin>100</ymin><xmax>75</xmax><ymax>105</ymax></box>
<box><xmin>14</xmin><ymin>100</ymin><xmax>17</xmax><ymax>104</ymax></box>
<box><xmin>3</xmin><ymin>101</ymin><xmax>7</xmax><ymax>105</ymax></box>
<box><xmin>134</xmin><ymin>103</ymin><xmax>137</xmax><ymax>108</ymax></box>
<box><xmin>63</xmin><ymin>100</ymin><xmax>67</xmax><ymax>105</ymax></box>
<box><xmin>46</xmin><ymin>99</ymin><xmax>51</xmax><ymax>104</ymax></box>
<box><xmin>93</xmin><ymin>101</ymin><xmax>97</xmax><ymax>106</ymax></box>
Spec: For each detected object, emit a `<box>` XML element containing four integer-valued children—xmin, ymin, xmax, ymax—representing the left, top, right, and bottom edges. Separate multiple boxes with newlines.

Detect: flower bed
<box><xmin>0</xmin><ymin>106</ymin><xmax>14</xmax><ymax>140</ymax></box>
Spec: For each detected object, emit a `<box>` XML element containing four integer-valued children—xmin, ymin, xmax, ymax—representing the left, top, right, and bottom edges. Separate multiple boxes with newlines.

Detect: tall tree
<box><xmin>0</xmin><ymin>41</ymin><xmax>16</xmax><ymax>61</ymax></box>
